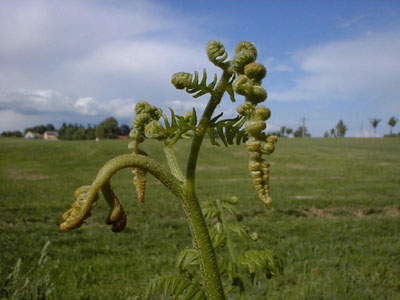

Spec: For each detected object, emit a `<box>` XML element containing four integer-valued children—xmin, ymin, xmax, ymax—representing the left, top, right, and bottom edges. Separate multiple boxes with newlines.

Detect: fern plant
<box><xmin>60</xmin><ymin>40</ymin><xmax>279</xmax><ymax>300</ymax></box>
<box><xmin>145</xmin><ymin>197</ymin><xmax>283</xmax><ymax>300</ymax></box>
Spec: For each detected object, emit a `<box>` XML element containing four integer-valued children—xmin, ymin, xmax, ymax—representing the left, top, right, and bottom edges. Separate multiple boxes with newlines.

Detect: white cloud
<box><xmin>0</xmin><ymin>110</ymin><xmax>46</xmax><ymax>133</ymax></box>
<box><xmin>0</xmin><ymin>89</ymin><xmax>73</xmax><ymax>113</ymax></box>
<box><xmin>270</xmin><ymin>30</ymin><xmax>400</xmax><ymax>107</ymax></box>
<box><xmin>169</xmin><ymin>99</ymin><xmax>207</xmax><ymax>113</ymax></box>
<box><xmin>0</xmin><ymin>0</ymin><xmax>216</xmax><ymax>131</ymax></box>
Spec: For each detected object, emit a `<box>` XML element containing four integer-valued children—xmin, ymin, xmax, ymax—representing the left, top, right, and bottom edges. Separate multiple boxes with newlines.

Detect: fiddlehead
<box><xmin>230</xmin><ymin>41</ymin><xmax>277</xmax><ymax>206</ymax></box>
<box><xmin>60</xmin><ymin>186</ymin><xmax>98</xmax><ymax>230</ymax></box>
<box><xmin>60</xmin><ymin>154</ymin><xmax>184</xmax><ymax>232</ymax></box>
<box><xmin>130</xmin><ymin>101</ymin><xmax>166</xmax><ymax>202</ymax></box>
<box><xmin>171</xmin><ymin>69</ymin><xmax>218</xmax><ymax>98</ymax></box>
<box><xmin>206</xmin><ymin>40</ymin><xmax>229</xmax><ymax>69</ymax></box>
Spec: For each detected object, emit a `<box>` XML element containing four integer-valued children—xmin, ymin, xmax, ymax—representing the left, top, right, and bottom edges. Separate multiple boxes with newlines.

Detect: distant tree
<box><xmin>45</xmin><ymin>123</ymin><xmax>55</xmax><ymax>131</ymax></box>
<box><xmin>330</xmin><ymin>128</ymin><xmax>336</xmax><ymax>137</ymax></box>
<box><xmin>335</xmin><ymin>120</ymin><xmax>348</xmax><ymax>137</ymax></box>
<box><xmin>293</xmin><ymin>126</ymin><xmax>310</xmax><ymax>138</ymax></box>
<box><xmin>280</xmin><ymin>126</ymin><xmax>286</xmax><ymax>137</ymax></box>
<box><xmin>24</xmin><ymin>124</ymin><xmax>46</xmax><ymax>134</ymax></box>
<box><xmin>370</xmin><ymin>118</ymin><xmax>382</xmax><ymax>137</ymax></box>
<box><xmin>119</xmin><ymin>124</ymin><xmax>131</xmax><ymax>136</ymax></box>
<box><xmin>66</xmin><ymin>127</ymin><xmax>76</xmax><ymax>140</ymax></box>
<box><xmin>85</xmin><ymin>125</ymin><xmax>96</xmax><ymax>140</ymax></box>
<box><xmin>388</xmin><ymin>116</ymin><xmax>398</xmax><ymax>136</ymax></box>
<box><xmin>96</xmin><ymin>117</ymin><xmax>119</xmax><ymax>139</ymax></box>
<box><xmin>323</xmin><ymin>131</ymin><xmax>329</xmax><ymax>138</ymax></box>
<box><xmin>1</xmin><ymin>131</ymin><xmax>23</xmax><ymax>137</ymax></box>
<box><xmin>286</xmin><ymin>128</ymin><xmax>293</xmax><ymax>136</ymax></box>
<box><xmin>72</xmin><ymin>127</ymin><xmax>86</xmax><ymax>140</ymax></box>
<box><xmin>58</xmin><ymin>123</ymin><xmax>67</xmax><ymax>140</ymax></box>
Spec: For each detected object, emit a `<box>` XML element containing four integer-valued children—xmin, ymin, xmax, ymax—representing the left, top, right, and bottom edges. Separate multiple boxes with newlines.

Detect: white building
<box><xmin>24</xmin><ymin>131</ymin><xmax>39</xmax><ymax>139</ymax></box>
<box><xmin>44</xmin><ymin>131</ymin><xmax>58</xmax><ymax>140</ymax></box>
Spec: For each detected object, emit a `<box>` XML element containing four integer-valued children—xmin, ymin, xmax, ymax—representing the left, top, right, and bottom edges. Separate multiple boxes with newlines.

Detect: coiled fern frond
<box><xmin>171</xmin><ymin>69</ymin><xmax>218</xmax><ymax>98</ymax></box>
<box><xmin>145</xmin><ymin>274</ymin><xmax>206</xmax><ymax>300</ymax></box>
<box><xmin>206</xmin><ymin>40</ymin><xmax>229</xmax><ymax>68</ymax></box>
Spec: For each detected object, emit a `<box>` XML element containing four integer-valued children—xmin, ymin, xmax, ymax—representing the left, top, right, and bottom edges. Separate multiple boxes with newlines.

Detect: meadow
<box><xmin>0</xmin><ymin>137</ymin><xmax>399</xmax><ymax>300</ymax></box>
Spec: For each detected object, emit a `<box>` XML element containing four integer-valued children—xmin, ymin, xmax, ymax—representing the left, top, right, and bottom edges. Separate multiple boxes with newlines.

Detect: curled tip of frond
<box><xmin>230</xmin><ymin>50</ymin><xmax>256</xmax><ymax>74</ymax></box>
<box><xmin>132</xmin><ymin>113</ymin><xmax>151</xmax><ymax>132</ymax></box>
<box><xmin>171</xmin><ymin>69</ymin><xmax>218</xmax><ymax>98</ymax></box>
<box><xmin>171</xmin><ymin>72</ymin><xmax>193</xmax><ymax>90</ymax></box>
<box><xmin>235</xmin><ymin>41</ymin><xmax>258</xmax><ymax>58</ymax></box>
<box><xmin>244</xmin><ymin>62</ymin><xmax>267</xmax><ymax>81</ymax></box>
<box><xmin>104</xmin><ymin>190</ymin><xmax>127</xmax><ymax>233</ymax></box>
<box><xmin>60</xmin><ymin>185</ymin><xmax>98</xmax><ymax>231</ymax></box>
<box><xmin>232</xmin><ymin>75</ymin><xmax>267</xmax><ymax>104</ymax></box>
<box><xmin>206</xmin><ymin>40</ymin><xmax>228</xmax><ymax>67</ymax></box>
<box><xmin>144</xmin><ymin>120</ymin><xmax>166</xmax><ymax>139</ymax></box>
<box><xmin>134</xmin><ymin>102</ymin><xmax>162</xmax><ymax>121</ymax></box>
<box><xmin>255</xmin><ymin>106</ymin><xmax>271</xmax><ymax>121</ymax></box>
<box><xmin>236</xmin><ymin>102</ymin><xmax>255</xmax><ymax>116</ymax></box>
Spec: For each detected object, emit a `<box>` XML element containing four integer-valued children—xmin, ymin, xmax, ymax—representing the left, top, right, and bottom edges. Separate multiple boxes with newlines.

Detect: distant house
<box><xmin>44</xmin><ymin>131</ymin><xmax>58</xmax><ymax>140</ymax></box>
<box><xmin>24</xmin><ymin>131</ymin><xmax>39</xmax><ymax>139</ymax></box>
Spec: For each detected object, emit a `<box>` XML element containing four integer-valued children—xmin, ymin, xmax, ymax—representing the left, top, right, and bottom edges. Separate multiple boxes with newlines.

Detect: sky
<box><xmin>0</xmin><ymin>0</ymin><xmax>399</xmax><ymax>137</ymax></box>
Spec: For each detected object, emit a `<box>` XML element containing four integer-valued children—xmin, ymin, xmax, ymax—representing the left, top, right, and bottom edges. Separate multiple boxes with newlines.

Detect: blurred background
<box><xmin>0</xmin><ymin>0</ymin><xmax>399</xmax><ymax>137</ymax></box>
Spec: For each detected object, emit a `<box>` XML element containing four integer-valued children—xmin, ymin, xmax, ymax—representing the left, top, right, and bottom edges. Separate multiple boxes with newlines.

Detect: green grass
<box><xmin>0</xmin><ymin>137</ymin><xmax>399</xmax><ymax>299</ymax></box>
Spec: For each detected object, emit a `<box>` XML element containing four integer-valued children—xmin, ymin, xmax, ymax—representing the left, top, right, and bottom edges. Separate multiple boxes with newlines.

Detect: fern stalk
<box><xmin>163</xmin><ymin>145</ymin><xmax>185</xmax><ymax>182</ymax></box>
<box><xmin>182</xmin><ymin>70</ymin><xmax>232</xmax><ymax>300</ymax></box>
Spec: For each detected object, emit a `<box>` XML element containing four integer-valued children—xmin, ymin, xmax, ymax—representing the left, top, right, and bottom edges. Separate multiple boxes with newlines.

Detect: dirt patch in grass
<box><xmin>280</xmin><ymin>206</ymin><xmax>400</xmax><ymax>218</ymax></box>
<box><xmin>197</xmin><ymin>165</ymin><xmax>230</xmax><ymax>171</ymax></box>
<box><xmin>293</xmin><ymin>195</ymin><xmax>317</xmax><ymax>200</ymax></box>
<box><xmin>270</xmin><ymin>176</ymin><xmax>305</xmax><ymax>181</ymax></box>
<box><xmin>384</xmin><ymin>206</ymin><xmax>400</xmax><ymax>216</ymax></box>
<box><xmin>329</xmin><ymin>176</ymin><xmax>345</xmax><ymax>179</ymax></box>
<box><xmin>4</xmin><ymin>167</ymin><xmax>50</xmax><ymax>180</ymax></box>
<box><xmin>286</xmin><ymin>164</ymin><xmax>306</xmax><ymax>169</ymax></box>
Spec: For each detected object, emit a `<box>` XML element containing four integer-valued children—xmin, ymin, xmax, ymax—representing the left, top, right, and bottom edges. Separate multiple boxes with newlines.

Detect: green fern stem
<box><xmin>163</xmin><ymin>145</ymin><xmax>185</xmax><ymax>182</ymax></box>
<box><xmin>185</xmin><ymin>70</ymin><xmax>232</xmax><ymax>184</ymax></box>
<box><xmin>182</xmin><ymin>70</ymin><xmax>233</xmax><ymax>300</ymax></box>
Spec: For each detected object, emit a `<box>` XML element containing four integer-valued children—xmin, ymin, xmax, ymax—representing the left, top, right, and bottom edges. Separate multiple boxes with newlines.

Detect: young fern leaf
<box><xmin>176</xmin><ymin>248</ymin><xmax>199</xmax><ymax>274</ymax></box>
<box><xmin>163</xmin><ymin>108</ymin><xmax>197</xmax><ymax>146</ymax></box>
<box><xmin>207</xmin><ymin>115</ymin><xmax>248</xmax><ymax>147</ymax></box>
<box><xmin>171</xmin><ymin>69</ymin><xmax>218</xmax><ymax>98</ymax></box>
<box><xmin>236</xmin><ymin>250</ymin><xmax>283</xmax><ymax>280</ymax></box>
<box><xmin>200</xmin><ymin>199</ymin><xmax>220</xmax><ymax>219</ymax></box>
<box><xmin>228</xmin><ymin>223</ymin><xmax>249</xmax><ymax>240</ymax></box>
<box><xmin>145</xmin><ymin>274</ymin><xmax>206</xmax><ymax>300</ymax></box>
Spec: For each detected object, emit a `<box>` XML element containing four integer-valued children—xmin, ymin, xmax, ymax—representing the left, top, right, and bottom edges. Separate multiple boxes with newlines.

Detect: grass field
<box><xmin>0</xmin><ymin>137</ymin><xmax>399</xmax><ymax>299</ymax></box>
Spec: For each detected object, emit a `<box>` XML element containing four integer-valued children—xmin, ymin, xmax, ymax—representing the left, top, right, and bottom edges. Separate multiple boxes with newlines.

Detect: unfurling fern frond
<box><xmin>206</xmin><ymin>40</ymin><xmax>229</xmax><ymax>68</ymax></box>
<box><xmin>101</xmin><ymin>182</ymin><xmax>127</xmax><ymax>232</ymax></box>
<box><xmin>145</xmin><ymin>274</ymin><xmax>206</xmax><ymax>300</ymax></box>
<box><xmin>236</xmin><ymin>250</ymin><xmax>283</xmax><ymax>280</ymax></box>
<box><xmin>207</xmin><ymin>115</ymin><xmax>248</xmax><ymax>147</ymax></box>
<box><xmin>171</xmin><ymin>69</ymin><xmax>218</xmax><ymax>98</ymax></box>
<box><xmin>60</xmin><ymin>186</ymin><xmax>98</xmax><ymax>231</ymax></box>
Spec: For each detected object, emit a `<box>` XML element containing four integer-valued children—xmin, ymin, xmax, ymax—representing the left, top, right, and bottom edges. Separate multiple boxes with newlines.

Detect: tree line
<box><xmin>1</xmin><ymin>117</ymin><xmax>131</xmax><ymax>140</ymax></box>
<box><xmin>324</xmin><ymin>116</ymin><xmax>398</xmax><ymax>138</ymax></box>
